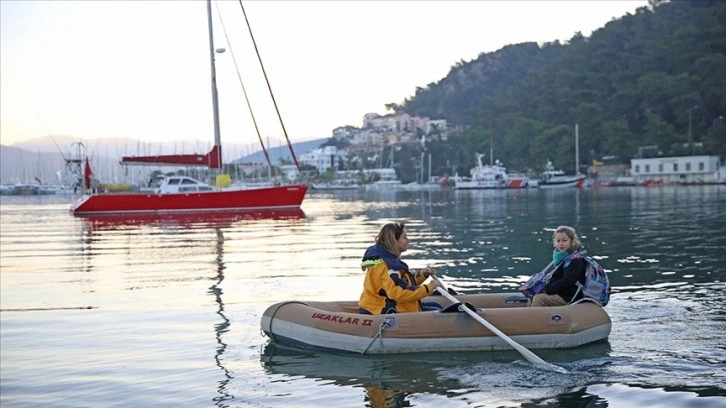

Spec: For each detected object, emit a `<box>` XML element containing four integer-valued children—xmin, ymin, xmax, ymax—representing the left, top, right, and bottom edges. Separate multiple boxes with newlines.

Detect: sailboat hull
<box><xmin>71</xmin><ymin>184</ymin><xmax>307</xmax><ymax>215</ymax></box>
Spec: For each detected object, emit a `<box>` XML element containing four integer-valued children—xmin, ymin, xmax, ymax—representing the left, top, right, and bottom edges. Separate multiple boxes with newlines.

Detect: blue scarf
<box><xmin>553</xmin><ymin>248</ymin><xmax>573</xmax><ymax>266</ymax></box>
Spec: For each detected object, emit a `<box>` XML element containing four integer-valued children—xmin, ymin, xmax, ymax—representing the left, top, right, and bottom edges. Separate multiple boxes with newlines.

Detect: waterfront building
<box><xmin>630</xmin><ymin>155</ymin><xmax>725</xmax><ymax>184</ymax></box>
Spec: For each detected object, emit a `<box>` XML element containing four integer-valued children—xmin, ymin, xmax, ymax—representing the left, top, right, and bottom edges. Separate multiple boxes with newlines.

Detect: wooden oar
<box><xmin>431</xmin><ymin>275</ymin><xmax>567</xmax><ymax>373</ymax></box>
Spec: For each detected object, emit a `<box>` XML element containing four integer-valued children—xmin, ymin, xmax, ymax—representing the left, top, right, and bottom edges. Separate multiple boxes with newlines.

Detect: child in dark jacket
<box><xmin>530</xmin><ymin>225</ymin><xmax>586</xmax><ymax>307</ymax></box>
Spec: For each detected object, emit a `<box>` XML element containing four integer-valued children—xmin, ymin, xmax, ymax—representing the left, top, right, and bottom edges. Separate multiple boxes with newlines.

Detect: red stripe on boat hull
<box><xmin>71</xmin><ymin>184</ymin><xmax>307</xmax><ymax>215</ymax></box>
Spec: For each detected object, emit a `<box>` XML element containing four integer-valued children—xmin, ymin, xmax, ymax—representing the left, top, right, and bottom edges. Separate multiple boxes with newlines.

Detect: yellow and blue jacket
<box><xmin>357</xmin><ymin>243</ymin><xmax>433</xmax><ymax>314</ymax></box>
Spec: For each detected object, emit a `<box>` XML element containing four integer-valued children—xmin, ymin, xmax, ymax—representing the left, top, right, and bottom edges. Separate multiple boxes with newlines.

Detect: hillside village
<box><xmin>298</xmin><ymin>112</ymin><xmax>452</xmax><ymax>175</ymax></box>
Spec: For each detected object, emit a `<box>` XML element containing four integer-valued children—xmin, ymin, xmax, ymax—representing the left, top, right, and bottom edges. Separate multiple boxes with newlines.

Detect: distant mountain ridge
<box><xmin>233</xmin><ymin>138</ymin><xmax>327</xmax><ymax>164</ymax></box>
<box><xmin>7</xmin><ymin>135</ymin><xmax>325</xmax><ymax>162</ymax></box>
<box><xmin>1</xmin><ymin>137</ymin><xmax>326</xmax><ymax>183</ymax></box>
<box><xmin>1</xmin><ymin>145</ymin><xmax>79</xmax><ymax>184</ymax></box>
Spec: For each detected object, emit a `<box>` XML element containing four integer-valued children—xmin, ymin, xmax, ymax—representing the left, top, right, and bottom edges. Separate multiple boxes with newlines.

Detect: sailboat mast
<box><xmin>575</xmin><ymin>123</ymin><xmax>580</xmax><ymax>175</ymax></box>
<box><xmin>420</xmin><ymin>152</ymin><xmax>424</xmax><ymax>184</ymax></box>
<box><xmin>428</xmin><ymin>153</ymin><xmax>432</xmax><ymax>183</ymax></box>
<box><xmin>206</xmin><ymin>0</ymin><xmax>222</xmax><ymax>158</ymax></box>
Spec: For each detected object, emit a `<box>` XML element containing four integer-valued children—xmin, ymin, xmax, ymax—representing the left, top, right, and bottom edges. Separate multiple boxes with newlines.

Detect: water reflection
<box><xmin>261</xmin><ymin>334</ymin><xmax>722</xmax><ymax>406</ymax></box>
<box><xmin>209</xmin><ymin>227</ymin><xmax>232</xmax><ymax>406</ymax></box>
<box><xmin>260</xmin><ymin>342</ymin><xmax>463</xmax><ymax>402</ymax></box>
<box><xmin>78</xmin><ymin>208</ymin><xmax>306</xmax><ymax>232</ymax></box>
<box><xmin>260</xmin><ymin>341</ymin><xmax>616</xmax><ymax>407</ymax></box>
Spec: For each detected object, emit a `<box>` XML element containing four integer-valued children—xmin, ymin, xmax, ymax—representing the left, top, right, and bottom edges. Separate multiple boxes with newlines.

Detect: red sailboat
<box><xmin>71</xmin><ymin>1</ymin><xmax>307</xmax><ymax>216</ymax></box>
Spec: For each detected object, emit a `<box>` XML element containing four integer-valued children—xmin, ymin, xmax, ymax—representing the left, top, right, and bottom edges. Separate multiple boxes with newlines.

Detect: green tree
<box><xmin>601</xmin><ymin>119</ymin><xmax>635</xmax><ymax>161</ymax></box>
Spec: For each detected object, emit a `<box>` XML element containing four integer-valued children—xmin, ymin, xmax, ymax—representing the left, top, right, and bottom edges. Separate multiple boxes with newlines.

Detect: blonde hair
<box><xmin>553</xmin><ymin>225</ymin><xmax>582</xmax><ymax>250</ymax></box>
<box><xmin>375</xmin><ymin>222</ymin><xmax>406</xmax><ymax>258</ymax></box>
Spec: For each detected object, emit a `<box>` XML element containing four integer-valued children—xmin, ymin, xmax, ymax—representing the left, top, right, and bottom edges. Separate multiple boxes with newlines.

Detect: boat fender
<box><xmin>439</xmin><ymin>302</ymin><xmax>478</xmax><ymax>314</ymax></box>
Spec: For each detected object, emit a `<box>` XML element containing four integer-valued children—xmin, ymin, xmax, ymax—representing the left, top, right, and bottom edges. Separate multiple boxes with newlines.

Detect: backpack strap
<box><xmin>563</xmin><ymin>250</ymin><xmax>587</xmax><ymax>268</ymax></box>
<box><xmin>564</xmin><ymin>250</ymin><xmax>588</xmax><ymax>304</ymax></box>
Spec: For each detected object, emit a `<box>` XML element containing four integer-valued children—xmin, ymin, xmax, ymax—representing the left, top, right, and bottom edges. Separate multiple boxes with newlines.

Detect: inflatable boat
<box><xmin>260</xmin><ymin>293</ymin><xmax>611</xmax><ymax>354</ymax></box>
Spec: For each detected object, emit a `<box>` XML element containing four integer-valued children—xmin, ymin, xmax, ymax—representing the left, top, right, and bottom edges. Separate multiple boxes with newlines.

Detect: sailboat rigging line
<box><xmin>214</xmin><ymin>3</ymin><xmax>276</xmax><ymax>177</ymax></box>
<box><xmin>237</xmin><ymin>0</ymin><xmax>302</xmax><ymax>172</ymax></box>
<box><xmin>34</xmin><ymin>112</ymin><xmax>67</xmax><ymax>161</ymax></box>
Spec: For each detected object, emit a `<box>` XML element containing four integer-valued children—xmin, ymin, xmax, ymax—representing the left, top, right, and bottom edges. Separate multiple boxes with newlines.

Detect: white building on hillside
<box><xmin>332</xmin><ymin>126</ymin><xmax>357</xmax><ymax>141</ymax></box>
<box><xmin>332</xmin><ymin>112</ymin><xmax>450</xmax><ymax>152</ymax></box>
<box><xmin>361</xmin><ymin>112</ymin><xmax>447</xmax><ymax>134</ymax></box>
<box><xmin>630</xmin><ymin>155</ymin><xmax>725</xmax><ymax>184</ymax></box>
<box><xmin>299</xmin><ymin>146</ymin><xmax>348</xmax><ymax>173</ymax></box>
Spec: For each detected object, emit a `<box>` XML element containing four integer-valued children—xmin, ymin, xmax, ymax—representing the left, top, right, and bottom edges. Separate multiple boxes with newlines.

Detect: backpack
<box><xmin>519</xmin><ymin>261</ymin><xmax>558</xmax><ymax>298</ymax></box>
<box><xmin>564</xmin><ymin>252</ymin><xmax>611</xmax><ymax>306</ymax></box>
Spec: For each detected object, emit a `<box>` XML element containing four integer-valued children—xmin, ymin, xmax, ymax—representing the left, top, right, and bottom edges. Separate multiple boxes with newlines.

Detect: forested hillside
<box><xmin>399</xmin><ymin>0</ymin><xmax>725</xmax><ymax>176</ymax></box>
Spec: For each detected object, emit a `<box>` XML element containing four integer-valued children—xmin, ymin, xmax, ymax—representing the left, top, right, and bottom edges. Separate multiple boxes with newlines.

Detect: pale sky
<box><xmin>0</xmin><ymin>0</ymin><xmax>648</xmax><ymax>147</ymax></box>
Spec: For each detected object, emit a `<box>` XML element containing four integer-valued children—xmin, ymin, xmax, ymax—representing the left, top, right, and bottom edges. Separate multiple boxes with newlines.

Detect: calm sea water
<box><xmin>1</xmin><ymin>186</ymin><xmax>725</xmax><ymax>408</ymax></box>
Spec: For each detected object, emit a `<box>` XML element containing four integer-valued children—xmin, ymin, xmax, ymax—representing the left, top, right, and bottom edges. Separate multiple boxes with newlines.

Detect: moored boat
<box><xmin>8</xmin><ymin>182</ymin><xmax>40</xmax><ymax>195</ymax></box>
<box><xmin>260</xmin><ymin>292</ymin><xmax>611</xmax><ymax>354</ymax></box>
<box><xmin>72</xmin><ymin>175</ymin><xmax>307</xmax><ymax>215</ymax></box>
<box><xmin>454</xmin><ymin>154</ymin><xmax>528</xmax><ymax>189</ymax></box>
<box><xmin>537</xmin><ymin>161</ymin><xmax>586</xmax><ymax>189</ymax></box>
<box><xmin>69</xmin><ymin>1</ymin><xmax>307</xmax><ymax>215</ymax></box>
<box><xmin>538</xmin><ymin>171</ymin><xmax>586</xmax><ymax>188</ymax></box>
